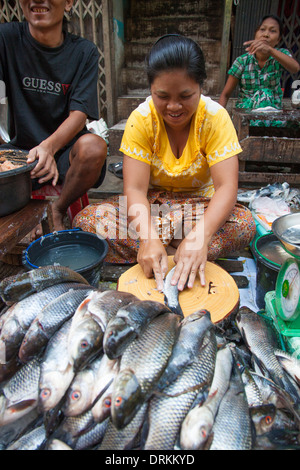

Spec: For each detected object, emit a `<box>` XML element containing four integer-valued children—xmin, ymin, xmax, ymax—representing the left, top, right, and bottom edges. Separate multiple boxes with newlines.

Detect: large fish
<box><xmin>39</xmin><ymin>320</ymin><xmax>75</xmax><ymax>412</ymax></box>
<box><xmin>180</xmin><ymin>343</ymin><xmax>233</xmax><ymax>450</ymax></box>
<box><xmin>236</xmin><ymin>307</ymin><xmax>300</xmax><ymax>407</ymax></box>
<box><xmin>103</xmin><ymin>300</ymin><xmax>172</xmax><ymax>359</ymax></box>
<box><xmin>157</xmin><ymin>309</ymin><xmax>214</xmax><ymax>391</ymax></box>
<box><xmin>0</xmin><ymin>358</ymin><xmax>41</xmax><ymax>426</ymax></box>
<box><xmin>19</xmin><ymin>286</ymin><xmax>94</xmax><ymax>363</ymax></box>
<box><xmin>111</xmin><ymin>312</ymin><xmax>181</xmax><ymax>429</ymax></box>
<box><xmin>0</xmin><ymin>283</ymin><xmax>87</xmax><ymax>364</ymax></box>
<box><xmin>209</xmin><ymin>363</ymin><xmax>254</xmax><ymax>450</ymax></box>
<box><xmin>66</xmin><ymin>290</ymin><xmax>137</xmax><ymax>371</ymax></box>
<box><xmin>143</xmin><ymin>327</ymin><xmax>217</xmax><ymax>450</ymax></box>
<box><xmin>82</xmin><ymin>290</ymin><xmax>139</xmax><ymax>331</ymax></box>
<box><xmin>0</xmin><ymin>266</ymin><xmax>90</xmax><ymax>305</ymax></box>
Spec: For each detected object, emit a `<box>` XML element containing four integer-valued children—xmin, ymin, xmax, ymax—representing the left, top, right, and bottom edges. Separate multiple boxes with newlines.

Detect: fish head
<box><xmin>0</xmin><ymin>272</ymin><xmax>32</xmax><ymax>304</ymax></box>
<box><xmin>92</xmin><ymin>392</ymin><xmax>112</xmax><ymax>423</ymax></box>
<box><xmin>180</xmin><ymin>406</ymin><xmax>214</xmax><ymax>450</ymax></box>
<box><xmin>39</xmin><ymin>368</ymin><xmax>73</xmax><ymax>412</ymax></box>
<box><xmin>68</xmin><ymin>318</ymin><xmax>103</xmax><ymax>372</ymax></box>
<box><xmin>111</xmin><ymin>368</ymin><xmax>143</xmax><ymax>430</ymax></box>
<box><xmin>103</xmin><ymin>317</ymin><xmax>136</xmax><ymax>359</ymax></box>
<box><xmin>250</xmin><ymin>404</ymin><xmax>277</xmax><ymax>436</ymax></box>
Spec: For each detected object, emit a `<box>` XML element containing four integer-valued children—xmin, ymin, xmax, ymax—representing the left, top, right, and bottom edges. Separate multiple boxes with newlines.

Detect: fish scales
<box><xmin>119</xmin><ymin>313</ymin><xmax>180</xmax><ymax>396</ymax></box>
<box><xmin>0</xmin><ymin>266</ymin><xmax>89</xmax><ymax>304</ymax></box>
<box><xmin>0</xmin><ymin>283</ymin><xmax>88</xmax><ymax>364</ymax></box>
<box><xmin>6</xmin><ymin>425</ymin><xmax>46</xmax><ymax>450</ymax></box>
<box><xmin>180</xmin><ymin>343</ymin><xmax>233</xmax><ymax>450</ymax></box>
<box><xmin>19</xmin><ymin>287</ymin><xmax>94</xmax><ymax>362</ymax></box>
<box><xmin>111</xmin><ymin>312</ymin><xmax>181</xmax><ymax>429</ymax></box>
<box><xmin>98</xmin><ymin>404</ymin><xmax>147</xmax><ymax>450</ymax></box>
<box><xmin>236</xmin><ymin>307</ymin><xmax>300</xmax><ymax>406</ymax></box>
<box><xmin>209</xmin><ymin>365</ymin><xmax>254</xmax><ymax>450</ymax></box>
<box><xmin>144</xmin><ymin>328</ymin><xmax>217</xmax><ymax>450</ymax></box>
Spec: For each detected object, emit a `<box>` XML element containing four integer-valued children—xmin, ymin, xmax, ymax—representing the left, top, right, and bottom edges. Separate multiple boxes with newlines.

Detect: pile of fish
<box><xmin>0</xmin><ymin>265</ymin><xmax>299</xmax><ymax>451</ymax></box>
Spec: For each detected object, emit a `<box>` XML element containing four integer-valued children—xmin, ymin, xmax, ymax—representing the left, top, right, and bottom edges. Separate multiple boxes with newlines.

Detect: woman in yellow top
<box><xmin>74</xmin><ymin>35</ymin><xmax>256</xmax><ymax>292</ymax></box>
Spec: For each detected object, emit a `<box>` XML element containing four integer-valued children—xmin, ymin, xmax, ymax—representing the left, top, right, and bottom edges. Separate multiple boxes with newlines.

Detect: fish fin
<box><xmin>7</xmin><ymin>399</ymin><xmax>36</xmax><ymax>413</ymax></box>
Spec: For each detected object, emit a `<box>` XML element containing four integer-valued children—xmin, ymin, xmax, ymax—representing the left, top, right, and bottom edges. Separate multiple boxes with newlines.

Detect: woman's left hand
<box><xmin>171</xmin><ymin>236</ymin><xmax>208</xmax><ymax>291</ymax></box>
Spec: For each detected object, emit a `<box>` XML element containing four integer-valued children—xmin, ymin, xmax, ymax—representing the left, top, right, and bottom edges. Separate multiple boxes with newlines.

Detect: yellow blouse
<box><xmin>120</xmin><ymin>95</ymin><xmax>242</xmax><ymax>197</ymax></box>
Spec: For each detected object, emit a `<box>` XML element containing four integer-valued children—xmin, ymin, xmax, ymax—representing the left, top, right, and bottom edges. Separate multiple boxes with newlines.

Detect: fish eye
<box><xmin>41</xmin><ymin>388</ymin><xmax>51</xmax><ymax>399</ymax></box>
<box><xmin>115</xmin><ymin>396</ymin><xmax>123</xmax><ymax>407</ymax></box>
<box><xmin>201</xmin><ymin>428</ymin><xmax>207</xmax><ymax>439</ymax></box>
<box><xmin>265</xmin><ymin>415</ymin><xmax>273</xmax><ymax>425</ymax></box>
<box><xmin>80</xmin><ymin>340</ymin><xmax>89</xmax><ymax>349</ymax></box>
<box><xmin>104</xmin><ymin>398</ymin><xmax>111</xmax><ymax>408</ymax></box>
<box><xmin>71</xmin><ymin>391</ymin><xmax>81</xmax><ymax>401</ymax></box>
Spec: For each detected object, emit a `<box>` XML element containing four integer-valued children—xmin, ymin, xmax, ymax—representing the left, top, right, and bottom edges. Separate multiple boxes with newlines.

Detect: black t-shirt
<box><xmin>0</xmin><ymin>21</ymin><xmax>99</xmax><ymax>149</ymax></box>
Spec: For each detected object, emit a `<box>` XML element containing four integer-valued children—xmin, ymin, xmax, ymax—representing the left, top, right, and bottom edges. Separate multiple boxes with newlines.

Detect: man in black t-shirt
<box><xmin>0</xmin><ymin>0</ymin><xmax>107</xmax><ymax>234</ymax></box>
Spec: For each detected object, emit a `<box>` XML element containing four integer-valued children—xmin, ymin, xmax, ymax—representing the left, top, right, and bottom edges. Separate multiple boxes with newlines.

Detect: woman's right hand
<box><xmin>137</xmin><ymin>238</ymin><xmax>169</xmax><ymax>292</ymax></box>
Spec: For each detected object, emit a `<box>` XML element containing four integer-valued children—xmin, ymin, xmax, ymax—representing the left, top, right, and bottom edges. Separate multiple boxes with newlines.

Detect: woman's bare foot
<box><xmin>51</xmin><ymin>201</ymin><xmax>66</xmax><ymax>232</ymax></box>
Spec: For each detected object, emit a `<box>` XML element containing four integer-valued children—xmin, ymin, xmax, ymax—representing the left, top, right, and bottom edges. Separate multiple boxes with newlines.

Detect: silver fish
<box><xmin>0</xmin><ymin>265</ymin><xmax>89</xmax><ymax>305</ymax></box>
<box><xmin>157</xmin><ymin>309</ymin><xmax>214</xmax><ymax>391</ymax></box>
<box><xmin>19</xmin><ymin>286</ymin><xmax>93</xmax><ymax>363</ymax></box>
<box><xmin>209</xmin><ymin>364</ymin><xmax>254</xmax><ymax>450</ymax></box>
<box><xmin>0</xmin><ymin>358</ymin><xmax>41</xmax><ymax>426</ymax></box>
<box><xmin>63</xmin><ymin>355</ymin><xmax>104</xmax><ymax>417</ymax></box>
<box><xmin>91</xmin><ymin>355</ymin><xmax>120</xmax><ymax>422</ymax></box>
<box><xmin>236</xmin><ymin>307</ymin><xmax>300</xmax><ymax>407</ymax></box>
<box><xmin>144</xmin><ymin>327</ymin><xmax>217</xmax><ymax>450</ymax></box>
<box><xmin>274</xmin><ymin>349</ymin><xmax>300</xmax><ymax>386</ymax></box>
<box><xmin>98</xmin><ymin>404</ymin><xmax>147</xmax><ymax>450</ymax></box>
<box><xmin>111</xmin><ymin>312</ymin><xmax>181</xmax><ymax>429</ymax></box>
<box><xmin>163</xmin><ymin>266</ymin><xmax>184</xmax><ymax>317</ymax></box>
<box><xmin>39</xmin><ymin>320</ymin><xmax>75</xmax><ymax>412</ymax></box>
<box><xmin>103</xmin><ymin>300</ymin><xmax>172</xmax><ymax>359</ymax></box>
<box><xmin>0</xmin><ymin>283</ymin><xmax>85</xmax><ymax>364</ymax></box>
<box><xmin>6</xmin><ymin>425</ymin><xmax>46</xmax><ymax>450</ymax></box>
<box><xmin>180</xmin><ymin>343</ymin><xmax>233</xmax><ymax>450</ymax></box>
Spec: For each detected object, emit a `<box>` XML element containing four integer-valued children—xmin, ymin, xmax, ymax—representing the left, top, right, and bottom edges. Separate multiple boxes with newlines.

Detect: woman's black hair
<box><xmin>256</xmin><ymin>14</ymin><xmax>283</xmax><ymax>37</ymax></box>
<box><xmin>146</xmin><ymin>34</ymin><xmax>207</xmax><ymax>87</ymax></box>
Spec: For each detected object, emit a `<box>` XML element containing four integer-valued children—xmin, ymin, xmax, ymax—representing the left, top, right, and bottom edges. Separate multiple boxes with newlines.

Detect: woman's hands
<box><xmin>137</xmin><ymin>238</ymin><xmax>169</xmax><ymax>292</ymax></box>
<box><xmin>171</xmin><ymin>229</ymin><xmax>208</xmax><ymax>291</ymax></box>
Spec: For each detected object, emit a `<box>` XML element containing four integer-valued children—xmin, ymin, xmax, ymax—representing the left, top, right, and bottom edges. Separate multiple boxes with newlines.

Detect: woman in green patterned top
<box><xmin>219</xmin><ymin>15</ymin><xmax>299</xmax><ymax>111</ymax></box>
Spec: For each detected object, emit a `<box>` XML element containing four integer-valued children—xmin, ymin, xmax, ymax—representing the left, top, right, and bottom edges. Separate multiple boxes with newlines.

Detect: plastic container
<box><xmin>251</xmin><ymin>233</ymin><xmax>291</xmax><ymax>309</ymax></box>
<box><xmin>22</xmin><ymin>229</ymin><xmax>108</xmax><ymax>287</ymax></box>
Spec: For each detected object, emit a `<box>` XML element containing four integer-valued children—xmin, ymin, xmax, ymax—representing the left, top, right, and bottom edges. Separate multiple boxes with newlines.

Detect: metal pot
<box><xmin>0</xmin><ymin>149</ymin><xmax>36</xmax><ymax>217</ymax></box>
<box><xmin>272</xmin><ymin>213</ymin><xmax>300</xmax><ymax>259</ymax></box>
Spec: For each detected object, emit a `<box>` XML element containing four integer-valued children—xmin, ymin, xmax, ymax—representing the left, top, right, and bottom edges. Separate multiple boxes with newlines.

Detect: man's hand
<box><xmin>27</xmin><ymin>144</ymin><xmax>59</xmax><ymax>186</ymax></box>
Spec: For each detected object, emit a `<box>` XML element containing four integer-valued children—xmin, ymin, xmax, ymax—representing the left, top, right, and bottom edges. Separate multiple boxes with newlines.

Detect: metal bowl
<box><xmin>272</xmin><ymin>212</ymin><xmax>300</xmax><ymax>258</ymax></box>
<box><xmin>0</xmin><ymin>149</ymin><xmax>37</xmax><ymax>217</ymax></box>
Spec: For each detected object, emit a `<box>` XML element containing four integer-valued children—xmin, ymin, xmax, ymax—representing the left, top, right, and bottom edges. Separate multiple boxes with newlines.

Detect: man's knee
<box><xmin>71</xmin><ymin>133</ymin><xmax>107</xmax><ymax>166</ymax></box>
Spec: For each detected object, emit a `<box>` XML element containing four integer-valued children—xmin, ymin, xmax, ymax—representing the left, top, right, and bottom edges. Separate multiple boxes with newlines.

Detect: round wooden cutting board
<box><xmin>118</xmin><ymin>257</ymin><xmax>240</xmax><ymax>323</ymax></box>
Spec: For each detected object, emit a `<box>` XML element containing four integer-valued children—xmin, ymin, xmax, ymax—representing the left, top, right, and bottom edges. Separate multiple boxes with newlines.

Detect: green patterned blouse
<box><xmin>228</xmin><ymin>48</ymin><xmax>292</xmax><ymax>109</ymax></box>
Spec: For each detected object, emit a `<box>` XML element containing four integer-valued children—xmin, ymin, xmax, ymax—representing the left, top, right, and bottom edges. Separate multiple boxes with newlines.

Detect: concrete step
<box><xmin>108</xmin><ymin>119</ymin><xmax>127</xmax><ymax>157</ymax></box>
<box><xmin>125</xmin><ymin>16</ymin><xmax>222</xmax><ymax>42</ymax></box>
<box><xmin>117</xmin><ymin>92</ymin><xmax>149</xmax><ymax>121</ymax></box>
<box><xmin>88</xmin><ymin>154</ymin><xmax>123</xmax><ymax>199</ymax></box>
<box><xmin>129</xmin><ymin>0</ymin><xmax>223</xmax><ymax>18</ymax></box>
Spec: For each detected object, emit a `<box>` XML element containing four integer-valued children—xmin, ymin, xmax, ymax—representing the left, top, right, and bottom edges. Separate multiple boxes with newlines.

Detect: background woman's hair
<box><xmin>255</xmin><ymin>14</ymin><xmax>283</xmax><ymax>37</ymax></box>
<box><xmin>146</xmin><ymin>34</ymin><xmax>207</xmax><ymax>87</ymax></box>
